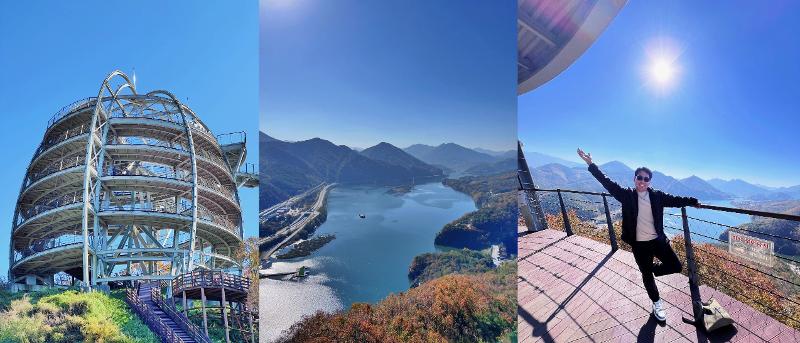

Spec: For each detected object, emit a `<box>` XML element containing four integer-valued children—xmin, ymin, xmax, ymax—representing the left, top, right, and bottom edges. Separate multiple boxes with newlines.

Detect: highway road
<box><xmin>258</xmin><ymin>183</ymin><xmax>334</xmax><ymax>260</ymax></box>
<box><xmin>259</xmin><ymin>183</ymin><xmax>324</xmax><ymax>223</ymax></box>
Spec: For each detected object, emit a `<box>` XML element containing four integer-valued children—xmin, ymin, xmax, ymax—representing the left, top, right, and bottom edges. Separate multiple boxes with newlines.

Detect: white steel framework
<box><xmin>10</xmin><ymin>71</ymin><xmax>250</xmax><ymax>291</ymax></box>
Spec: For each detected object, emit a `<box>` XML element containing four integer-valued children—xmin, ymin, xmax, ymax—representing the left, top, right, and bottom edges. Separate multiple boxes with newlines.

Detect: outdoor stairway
<box><xmin>518</xmin><ymin>229</ymin><xmax>800</xmax><ymax>342</ymax></box>
<box><xmin>138</xmin><ymin>283</ymin><xmax>196</xmax><ymax>343</ymax></box>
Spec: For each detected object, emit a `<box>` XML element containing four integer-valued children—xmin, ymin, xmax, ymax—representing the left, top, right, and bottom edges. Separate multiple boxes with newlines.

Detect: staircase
<box><xmin>137</xmin><ymin>283</ymin><xmax>196</xmax><ymax>343</ymax></box>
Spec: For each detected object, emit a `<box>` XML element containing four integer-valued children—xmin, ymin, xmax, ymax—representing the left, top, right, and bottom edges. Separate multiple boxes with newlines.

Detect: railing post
<box><xmin>557</xmin><ymin>190</ymin><xmax>573</xmax><ymax>236</ymax></box>
<box><xmin>681</xmin><ymin>207</ymin><xmax>704</xmax><ymax>326</ymax></box>
<box><xmin>602</xmin><ymin>195</ymin><xmax>618</xmax><ymax>251</ymax></box>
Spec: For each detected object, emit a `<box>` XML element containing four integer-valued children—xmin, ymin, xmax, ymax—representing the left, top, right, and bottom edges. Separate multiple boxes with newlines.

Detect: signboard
<box><xmin>728</xmin><ymin>231</ymin><xmax>775</xmax><ymax>267</ymax></box>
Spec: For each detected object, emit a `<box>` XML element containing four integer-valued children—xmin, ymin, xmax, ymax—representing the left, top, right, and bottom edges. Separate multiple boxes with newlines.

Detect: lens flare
<box><xmin>642</xmin><ymin>37</ymin><xmax>684</xmax><ymax>95</ymax></box>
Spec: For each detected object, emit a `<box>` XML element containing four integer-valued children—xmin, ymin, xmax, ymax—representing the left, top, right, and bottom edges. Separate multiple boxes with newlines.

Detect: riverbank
<box><xmin>276</xmin><ymin>234</ymin><xmax>336</xmax><ymax>259</ymax></box>
<box><xmin>259</xmin><ymin>182</ymin><xmax>476</xmax><ymax>341</ymax></box>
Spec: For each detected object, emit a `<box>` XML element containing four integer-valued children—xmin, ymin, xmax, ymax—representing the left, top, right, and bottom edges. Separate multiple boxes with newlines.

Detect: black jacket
<box><xmin>588</xmin><ymin>163</ymin><xmax>698</xmax><ymax>245</ymax></box>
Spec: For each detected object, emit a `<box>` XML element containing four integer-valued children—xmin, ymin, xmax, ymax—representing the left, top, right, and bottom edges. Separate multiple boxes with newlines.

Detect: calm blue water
<box><xmin>663</xmin><ymin>200</ymin><xmax>752</xmax><ymax>244</ymax></box>
<box><xmin>259</xmin><ymin>182</ymin><xmax>476</xmax><ymax>341</ymax></box>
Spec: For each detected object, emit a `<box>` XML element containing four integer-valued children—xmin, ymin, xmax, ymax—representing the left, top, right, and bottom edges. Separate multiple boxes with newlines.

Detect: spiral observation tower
<box><xmin>9</xmin><ymin>70</ymin><xmax>257</xmax><ymax>292</ymax></box>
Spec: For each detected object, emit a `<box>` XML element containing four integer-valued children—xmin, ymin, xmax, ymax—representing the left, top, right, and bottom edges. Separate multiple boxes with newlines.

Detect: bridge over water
<box><xmin>517</xmin><ymin>143</ymin><xmax>800</xmax><ymax>342</ymax></box>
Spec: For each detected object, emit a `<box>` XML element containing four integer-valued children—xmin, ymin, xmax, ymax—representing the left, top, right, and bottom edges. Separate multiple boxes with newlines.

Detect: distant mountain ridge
<box><xmin>403</xmin><ymin>143</ymin><xmax>499</xmax><ymax>172</ymax></box>
<box><xmin>473</xmin><ymin>148</ymin><xmax>515</xmax><ymax>159</ymax></box>
<box><xmin>531</xmin><ymin>160</ymin><xmax>731</xmax><ymax>200</ymax></box>
<box><xmin>463</xmin><ymin>158</ymin><xmax>515</xmax><ymax>176</ymax></box>
<box><xmin>522</xmin><ymin>151</ymin><xmax>582</xmax><ymax>168</ymax></box>
<box><xmin>360</xmin><ymin>142</ymin><xmax>443</xmax><ymax>177</ymax></box>
<box><xmin>525</xmin><ymin>151</ymin><xmax>800</xmax><ymax>201</ymax></box>
<box><xmin>259</xmin><ymin>133</ymin><xmax>443</xmax><ymax>208</ymax></box>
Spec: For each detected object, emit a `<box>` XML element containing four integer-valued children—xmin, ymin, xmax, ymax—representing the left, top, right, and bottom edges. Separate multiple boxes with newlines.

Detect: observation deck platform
<box><xmin>518</xmin><ymin>229</ymin><xmax>800</xmax><ymax>343</ymax></box>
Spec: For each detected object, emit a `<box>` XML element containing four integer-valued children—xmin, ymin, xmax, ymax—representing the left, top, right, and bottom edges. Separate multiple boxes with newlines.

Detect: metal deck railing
<box><xmin>518</xmin><ymin>146</ymin><xmax>800</xmax><ymax>330</ymax></box>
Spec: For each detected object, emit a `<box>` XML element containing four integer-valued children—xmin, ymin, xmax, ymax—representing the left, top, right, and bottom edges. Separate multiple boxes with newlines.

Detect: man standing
<box><xmin>577</xmin><ymin>148</ymin><xmax>699</xmax><ymax>322</ymax></box>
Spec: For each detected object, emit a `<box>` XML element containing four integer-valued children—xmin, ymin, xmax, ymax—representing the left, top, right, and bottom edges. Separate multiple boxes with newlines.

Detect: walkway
<box><xmin>138</xmin><ymin>283</ymin><xmax>197</xmax><ymax>343</ymax></box>
<box><xmin>518</xmin><ymin>229</ymin><xmax>800</xmax><ymax>342</ymax></box>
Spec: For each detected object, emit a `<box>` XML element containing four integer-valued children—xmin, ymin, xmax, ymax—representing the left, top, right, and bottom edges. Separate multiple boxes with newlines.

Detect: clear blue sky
<box><xmin>260</xmin><ymin>0</ymin><xmax>517</xmax><ymax>151</ymax></box>
<box><xmin>519</xmin><ymin>1</ymin><xmax>800</xmax><ymax>187</ymax></box>
<box><xmin>0</xmin><ymin>1</ymin><xmax>258</xmax><ymax>277</ymax></box>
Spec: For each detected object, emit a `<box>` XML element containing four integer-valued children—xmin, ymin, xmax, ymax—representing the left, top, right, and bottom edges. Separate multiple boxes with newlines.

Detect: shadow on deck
<box><xmin>518</xmin><ymin>229</ymin><xmax>800</xmax><ymax>343</ymax></box>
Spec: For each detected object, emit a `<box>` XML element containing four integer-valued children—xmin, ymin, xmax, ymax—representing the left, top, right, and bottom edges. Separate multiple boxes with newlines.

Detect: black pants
<box><xmin>631</xmin><ymin>237</ymin><xmax>682</xmax><ymax>302</ymax></box>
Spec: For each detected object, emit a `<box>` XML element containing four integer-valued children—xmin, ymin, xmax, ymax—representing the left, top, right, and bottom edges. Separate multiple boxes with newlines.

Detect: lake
<box><xmin>259</xmin><ymin>182</ymin><xmax>476</xmax><ymax>341</ymax></box>
<box><xmin>663</xmin><ymin>200</ymin><xmax>752</xmax><ymax>244</ymax></box>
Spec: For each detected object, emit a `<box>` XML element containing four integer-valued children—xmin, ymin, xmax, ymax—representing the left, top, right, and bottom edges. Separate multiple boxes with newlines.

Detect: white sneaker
<box><xmin>653</xmin><ymin>299</ymin><xmax>667</xmax><ymax>322</ymax></box>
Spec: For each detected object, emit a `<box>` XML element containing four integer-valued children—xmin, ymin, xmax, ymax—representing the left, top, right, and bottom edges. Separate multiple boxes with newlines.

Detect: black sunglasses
<box><xmin>636</xmin><ymin>175</ymin><xmax>651</xmax><ymax>182</ymax></box>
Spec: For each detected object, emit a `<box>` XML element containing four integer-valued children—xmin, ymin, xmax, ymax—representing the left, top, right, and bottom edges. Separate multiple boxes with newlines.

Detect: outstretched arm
<box><xmin>661</xmin><ymin>192</ymin><xmax>700</xmax><ymax>208</ymax></box>
<box><xmin>578</xmin><ymin>148</ymin><xmax>626</xmax><ymax>199</ymax></box>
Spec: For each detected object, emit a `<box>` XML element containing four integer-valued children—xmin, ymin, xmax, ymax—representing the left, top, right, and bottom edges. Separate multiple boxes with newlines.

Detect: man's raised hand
<box><xmin>577</xmin><ymin>148</ymin><xmax>593</xmax><ymax>165</ymax></box>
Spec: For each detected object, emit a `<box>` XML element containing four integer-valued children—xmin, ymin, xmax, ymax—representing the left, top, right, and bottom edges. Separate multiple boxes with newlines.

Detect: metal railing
<box><xmin>237</xmin><ymin>163</ymin><xmax>257</xmax><ymax>176</ymax></box>
<box><xmin>197</xmin><ymin>176</ymin><xmax>236</xmax><ymax>201</ymax></box>
<box><xmin>17</xmin><ymin>190</ymin><xmax>83</xmax><ymax>225</ymax></box>
<box><xmin>25</xmin><ymin>154</ymin><xmax>85</xmax><ymax>188</ymax></box>
<box><xmin>196</xmin><ymin>205</ymin><xmax>240</xmax><ymax>235</ymax></box>
<box><xmin>46</xmin><ymin>97</ymin><xmax>96</xmax><ymax>129</ymax></box>
<box><xmin>151</xmin><ymin>287</ymin><xmax>212</xmax><ymax>343</ymax></box>
<box><xmin>216</xmin><ymin>131</ymin><xmax>246</xmax><ymax>146</ymax></box>
<box><xmin>35</xmin><ymin>123</ymin><xmax>89</xmax><ymax>158</ymax></box>
<box><xmin>520</xmin><ymin>183</ymin><xmax>800</xmax><ymax>329</ymax></box>
<box><xmin>108</xmin><ymin>136</ymin><xmax>188</xmax><ymax>151</ymax></box>
<box><xmin>108</xmin><ymin>100</ymin><xmax>184</xmax><ymax>125</ymax></box>
<box><xmin>13</xmin><ymin>234</ymin><xmax>86</xmax><ymax>263</ymax></box>
<box><xmin>172</xmin><ymin>270</ymin><xmax>251</xmax><ymax>295</ymax></box>
<box><xmin>125</xmin><ymin>286</ymin><xmax>187</xmax><ymax>343</ymax></box>
<box><xmin>105</xmin><ymin>163</ymin><xmax>192</xmax><ymax>181</ymax></box>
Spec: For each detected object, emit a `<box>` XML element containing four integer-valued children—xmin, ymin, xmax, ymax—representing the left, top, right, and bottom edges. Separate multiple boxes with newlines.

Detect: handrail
<box><xmin>172</xmin><ymin>270</ymin><xmax>251</xmax><ymax>295</ymax></box>
<box><xmin>237</xmin><ymin>163</ymin><xmax>257</xmax><ymax>175</ymax></box>
<box><xmin>696</xmin><ymin>203</ymin><xmax>800</xmax><ymax>222</ymax></box>
<box><xmin>35</xmin><ymin>123</ymin><xmax>89</xmax><ymax>158</ymax></box>
<box><xmin>105</xmin><ymin>163</ymin><xmax>192</xmax><ymax>181</ymax></box>
<box><xmin>46</xmin><ymin>97</ymin><xmax>96</xmax><ymax>129</ymax></box>
<box><xmin>216</xmin><ymin>131</ymin><xmax>246</xmax><ymax>146</ymax></box>
<box><xmin>125</xmin><ymin>286</ymin><xmax>185</xmax><ymax>343</ymax></box>
<box><xmin>151</xmin><ymin>287</ymin><xmax>212</xmax><ymax>343</ymax></box>
<box><xmin>13</xmin><ymin>234</ymin><xmax>86</xmax><ymax>263</ymax></box>
<box><xmin>526</xmin><ymin>186</ymin><xmax>800</xmax><ymax>222</ymax></box>
<box><xmin>25</xmin><ymin>154</ymin><xmax>85</xmax><ymax>187</ymax></box>
<box><xmin>197</xmin><ymin>176</ymin><xmax>236</xmax><ymax>200</ymax></box>
<box><xmin>521</xmin><ymin>184</ymin><xmax>800</xmax><ymax>328</ymax></box>
<box><xmin>17</xmin><ymin>191</ymin><xmax>83</xmax><ymax>225</ymax></box>
<box><xmin>527</xmin><ymin>187</ymin><xmax>610</xmax><ymax>197</ymax></box>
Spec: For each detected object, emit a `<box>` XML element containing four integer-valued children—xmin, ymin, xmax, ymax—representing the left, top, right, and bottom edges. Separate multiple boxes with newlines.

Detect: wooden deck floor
<box><xmin>518</xmin><ymin>229</ymin><xmax>800</xmax><ymax>343</ymax></box>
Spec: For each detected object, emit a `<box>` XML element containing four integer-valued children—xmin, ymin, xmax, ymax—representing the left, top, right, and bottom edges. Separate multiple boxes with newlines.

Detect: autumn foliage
<box><xmin>277</xmin><ymin>264</ymin><xmax>516</xmax><ymax>342</ymax></box>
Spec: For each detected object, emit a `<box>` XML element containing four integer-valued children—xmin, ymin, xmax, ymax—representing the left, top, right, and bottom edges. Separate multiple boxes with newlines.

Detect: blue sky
<box><xmin>519</xmin><ymin>1</ymin><xmax>800</xmax><ymax>187</ymax></box>
<box><xmin>260</xmin><ymin>0</ymin><xmax>517</xmax><ymax>151</ymax></box>
<box><xmin>0</xmin><ymin>1</ymin><xmax>258</xmax><ymax>277</ymax></box>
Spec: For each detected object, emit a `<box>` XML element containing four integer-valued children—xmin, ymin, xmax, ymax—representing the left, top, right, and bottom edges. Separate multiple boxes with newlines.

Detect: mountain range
<box><xmin>524</xmin><ymin>150</ymin><xmax>800</xmax><ymax>200</ymax></box>
<box><xmin>260</xmin><ymin>133</ymin><xmax>444</xmax><ymax>208</ymax></box>
<box><xmin>528</xmin><ymin>157</ymin><xmax>800</xmax><ymax>201</ymax></box>
<box><xmin>260</xmin><ymin>134</ymin><xmax>520</xmax><ymax>208</ymax></box>
<box><xmin>403</xmin><ymin>143</ymin><xmax>509</xmax><ymax>173</ymax></box>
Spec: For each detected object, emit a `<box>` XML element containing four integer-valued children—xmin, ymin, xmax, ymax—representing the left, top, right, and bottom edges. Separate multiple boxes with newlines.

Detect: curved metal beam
<box><xmin>81</xmin><ymin>70</ymin><xmax>137</xmax><ymax>289</ymax></box>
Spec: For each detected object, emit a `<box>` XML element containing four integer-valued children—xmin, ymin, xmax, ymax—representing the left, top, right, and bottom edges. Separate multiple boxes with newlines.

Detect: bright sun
<box><xmin>643</xmin><ymin>37</ymin><xmax>683</xmax><ymax>95</ymax></box>
<box><xmin>649</xmin><ymin>57</ymin><xmax>676</xmax><ymax>85</ymax></box>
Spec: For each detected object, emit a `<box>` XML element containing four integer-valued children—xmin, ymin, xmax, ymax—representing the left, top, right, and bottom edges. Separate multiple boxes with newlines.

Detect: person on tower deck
<box><xmin>577</xmin><ymin>148</ymin><xmax>700</xmax><ymax>322</ymax></box>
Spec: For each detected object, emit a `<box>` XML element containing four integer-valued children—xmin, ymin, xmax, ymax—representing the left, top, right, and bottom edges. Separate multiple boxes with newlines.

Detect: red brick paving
<box><xmin>518</xmin><ymin>229</ymin><xmax>800</xmax><ymax>342</ymax></box>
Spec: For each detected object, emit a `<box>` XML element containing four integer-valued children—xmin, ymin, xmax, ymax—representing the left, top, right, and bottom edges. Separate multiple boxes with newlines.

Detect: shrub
<box><xmin>0</xmin><ymin>289</ymin><xmax>157</xmax><ymax>343</ymax></box>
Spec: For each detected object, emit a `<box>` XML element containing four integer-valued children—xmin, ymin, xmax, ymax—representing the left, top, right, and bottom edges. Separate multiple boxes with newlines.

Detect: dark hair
<box><xmin>634</xmin><ymin>167</ymin><xmax>652</xmax><ymax>179</ymax></box>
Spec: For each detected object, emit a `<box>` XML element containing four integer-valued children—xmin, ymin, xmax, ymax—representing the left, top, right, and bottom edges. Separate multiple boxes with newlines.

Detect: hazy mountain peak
<box><xmin>599</xmin><ymin>160</ymin><xmax>632</xmax><ymax>172</ymax></box>
<box><xmin>259</xmin><ymin>131</ymin><xmax>278</xmax><ymax>142</ymax></box>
